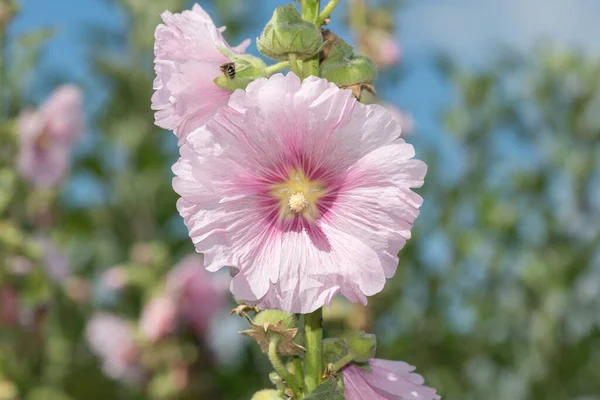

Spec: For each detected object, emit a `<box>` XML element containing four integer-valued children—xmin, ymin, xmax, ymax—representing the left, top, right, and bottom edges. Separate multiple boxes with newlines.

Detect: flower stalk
<box><xmin>300</xmin><ymin>0</ymin><xmax>321</xmax><ymax>79</ymax></box>
<box><xmin>288</xmin><ymin>53</ymin><xmax>303</xmax><ymax>78</ymax></box>
<box><xmin>268</xmin><ymin>337</ymin><xmax>302</xmax><ymax>398</ymax></box>
<box><xmin>303</xmin><ymin>308</ymin><xmax>323</xmax><ymax>394</ymax></box>
<box><xmin>265</xmin><ymin>61</ymin><xmax>291</xmax><ymax>75</ymax></box>
<box><xmin>317</xmin><ymin>0</ymin><xmax>340</xmax><ymax>26</ymax></box>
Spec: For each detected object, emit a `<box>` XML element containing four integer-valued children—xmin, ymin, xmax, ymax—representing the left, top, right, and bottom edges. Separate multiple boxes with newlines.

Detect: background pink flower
<box><xmin>343</xmin><ymin>359</ymin><xmax>440</xmax><ymax>400</ymax></box>
<box><xmin>36</xmin><ymin>236</ymin><xmax>70</xmax><ymax>284</ymax></box>
<box><xmin>139</xmin><ymin>295</ymin><xmax>178</xmax><ymax>342</ymax></box>
<box><xmin>166</xmin><ymin>254</ymin><xmax>228</xmax><ymax>335</ymax></box>
<box><xmin>16</xmin><ymin>85</ymin><xmax>84</xmax><ymax>188</ymax></box>
<box><xmin>152</xmin><ymin>4</ymin><xmax>250</xmax><ymax>143</ymax></box>
<box><xmin>0</xmin><ymin>287</ymin><xmax>19</xmax><ymax>326</ymax></box>
<box><xmin>173</xmin><ymin>73</ymin><xmax>427</xmax><ymax>313</ymax></box>
<box><xmin>86</xmin><ymin>313</ymin><xmax>143</xmax><ymax>383</ymax></box>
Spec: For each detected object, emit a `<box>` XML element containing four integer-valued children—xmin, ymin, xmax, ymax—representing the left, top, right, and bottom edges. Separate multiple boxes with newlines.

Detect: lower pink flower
<box><xmin>343</xmin><ymin>359</ymin><xmax>440</xmax><ymax>400</ymax></box>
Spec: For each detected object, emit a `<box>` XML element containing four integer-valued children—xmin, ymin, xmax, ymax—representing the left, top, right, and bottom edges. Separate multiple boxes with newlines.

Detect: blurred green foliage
<box><xmin>1</xmin><ymin>0</ymin><xmax>600</xmax><ymax>399</ymax></box>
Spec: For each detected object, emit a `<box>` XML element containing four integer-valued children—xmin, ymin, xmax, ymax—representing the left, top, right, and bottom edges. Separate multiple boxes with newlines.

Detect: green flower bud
<box><xmin>346</xmin><ymin>331</ymin><xmax>377</xmax><ymax>363</ymax></box>
<box><xmin>322</xmin><ymin>338</ymin><xmax>349</xmax><ymax>366</ymax></box>
<box><xmin>321</xmin><ymin>53</ymin><xmax>378</xmax><ymax>88</ymax></box>
<box><xmin>214</xmin><ymin>53</ymin><xmax>268</xmax><ymax>91</ymax></box>
<box><xmin>251</xmin><ymin>389</ymin><xmax>283</xmax><ymax>400</ymax></box>
<box><xmin>240</xmin><ymin>310</ymin><xmax>303</xmax><ymax>355</ymax></box>
<box><xmin>254</xmin><ymin>310</ymin><xmax>298</xmax><ymax>330</ymax></box>
<box><xmin>257</xmin><ymin>5</ymin><xmax>323</xmax><ymax>61</ymax></box>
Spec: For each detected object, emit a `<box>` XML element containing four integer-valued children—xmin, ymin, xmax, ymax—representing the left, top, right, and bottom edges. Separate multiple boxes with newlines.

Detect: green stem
<box><xmin>288</xmin><ymin>53</ymin><xmax>303</xmax><ymax>78</ymax></box>
<box><xmin>268</xmin><ymin>338</ymin><xmax>302</xmax><ymax>398</ymax></box>
<box><xmin>317</xmin><ymin>0</ymin><xmax>340</xmax><ymax>25</ymax></box>
<box><xmin>293</xmin><ymin>356</ymin><xmax>305</xmax><ymax>390</ymax></box>
<box><xmin>265</xmin><ymin>61</ymin><xmax>291</xmax><ymax>75</ymax></box>
<box><xmin>303</xmin><ymin>308</ymin><xmax>323</xmax><ymax>393</ymax></box>
<box><xmin>329</xmin><ymin>353</ymin><xmax>354</xmax><ymax>373</ymax></box>
<box><xmin>300</xmin><ymin>0</ymin><xmax>321</xmax><ymax>79</ymax></box>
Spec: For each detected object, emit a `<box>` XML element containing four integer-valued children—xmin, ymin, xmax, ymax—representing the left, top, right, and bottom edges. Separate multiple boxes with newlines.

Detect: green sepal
<box><xmin>303</xmin><ymin>379</ymin><xmax>346</xmax><ymax>400</ymax></box>
<box><xmin>213</xmin><ymin>54</ymin><xmax>269</xmax><ymax>91</ymax></box>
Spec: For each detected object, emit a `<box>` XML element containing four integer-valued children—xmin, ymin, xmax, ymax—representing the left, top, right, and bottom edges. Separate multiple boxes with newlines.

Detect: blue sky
<box><xmin>10</xmin><ymin>0</ymin><xmax>600</xmax><ymax>136</ymax></box>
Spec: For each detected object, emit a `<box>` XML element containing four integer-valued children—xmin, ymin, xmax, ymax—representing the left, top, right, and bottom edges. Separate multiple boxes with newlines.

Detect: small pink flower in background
<box><xmin>360</xmin><ymin>30</ymin><xmax>401</xmax><ymax>69</ymax></box>
<box><xmin>9</xmin><ymin>256</ymin><xmax>33</xmax><ymax>276</ymax></box>
<box><xmin>139</xmin><ymin>295</ymin><xmax>178</xmax><ymax>342</ymax></box>
<box><xmin>101</xmin><ymin>267</ymin><xmax>129</xmax><ymax>291</ymax></box>
<box><xmin>152</xmin><ymin>4</ymin><xmax>250</xmax><ymax>143</ymax></box>
<box><xmin>17</xmin><ymin>85</ymin><xmax>84</xmax><ymax>188</ymax></box>
<box><xmin>173</xmin><ymin>73</ymin><xmax>427</xmax><ymax>314</ymax></box>
<box><xmin>343</xmin><ymin>359</ymin><xmax>440</xmax><ymax>400</ymax></box>
<box><xmin>166</xmin><ymin>254</ymin><xmax>228</xmax><ymax>335</ymax></box>
<box><xmin>386</xmin><ymin>105</ymin><xmax>414</xmax><ymax>136</ymax></box>
<box><xmin>86</xmin><ymin>313</ymin><xmax>143</xmax><ymax>383</ymax></box>
<box><xmin>0</xmin><ymin>287</ymin><xmax>19</xmax><ymax>326</ymax></box>
<box><xmin>36</xmin><ymin>236</ymin><xmax>70</xmax><ymax>283</ymax></box>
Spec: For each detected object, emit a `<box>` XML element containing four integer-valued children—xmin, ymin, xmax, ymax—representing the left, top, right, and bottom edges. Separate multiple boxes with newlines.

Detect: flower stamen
<box><xmin>288</xmin><ymin>192</ymin><xmax>309</xmax><ymax>213</ymax></box>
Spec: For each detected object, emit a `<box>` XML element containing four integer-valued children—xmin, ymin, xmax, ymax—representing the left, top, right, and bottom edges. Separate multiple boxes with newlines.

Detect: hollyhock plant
<box><xmin>86</xmin><ymin>313</ymin><xmax>143</xmax><ymax>383</ymax></box>
<box><xmin>16</xmin><ymin>85</ymin><xmax>84</xmax><ymax>188</ymax></box>
<box><xmin>152</xmin><ymin>4</ymin><xmax>250</xmax><ymax>143</ymax></box>
<box><xmin>343</xmin><ymin>359</ymin><xmax>440</xmax><ymax>400</ymax></box>
<box><xmin>173</xmin><ymin>72</ymin><xmax>426</xmax><ymax>314</ymax></box>
<box><xmin>166</xmin><ymin>254</ymin><xmax>228</xmax><ymax>335</ymax></box>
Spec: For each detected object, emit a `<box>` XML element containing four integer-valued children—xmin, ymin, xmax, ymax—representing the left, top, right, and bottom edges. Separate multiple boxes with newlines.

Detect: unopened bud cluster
<box><xmin>257</xmin><ymin>5</ymin><xmax>323</xmax><ymax>61</ymax></box>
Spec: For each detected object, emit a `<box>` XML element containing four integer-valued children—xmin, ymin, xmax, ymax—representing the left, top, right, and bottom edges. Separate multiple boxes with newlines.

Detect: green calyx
<box><xmin>214</xmin><ymin>52</ymin><xmax>269</xmax><ymax>91</ymax></box>
<box><xmin>254</xmin><ymin>310</ymin><xmax>298</xmax><ymax>330</ymax></box>
<box><xmin>345</xmin><ymin>331</ymin><xmax>377</xmax><ymax>363</ymax></box>
<box><xmin>321</xmin><ymin>38</ymin><xmax>378</xmax><ymax>88</ymax></box>
<box><xmin>257</xmin><ymin>5</ymin><xmax>323</xmax><ymax>61</ymax></box>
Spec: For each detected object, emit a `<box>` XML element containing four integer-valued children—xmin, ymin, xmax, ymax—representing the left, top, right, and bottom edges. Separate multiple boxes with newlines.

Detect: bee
<box><xmin>220</xmin><ymin>62</ymin><xmax>236</xmax><ymax>80</ymax></box>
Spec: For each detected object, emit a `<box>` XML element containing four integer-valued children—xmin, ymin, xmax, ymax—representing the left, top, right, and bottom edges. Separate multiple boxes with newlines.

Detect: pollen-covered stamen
<box><xmin>271</xmin><ymin>169</ymin><xmax>326</xmax><ymax>220</ymax></box>
<box><xmin>288</xmin><ymin>192</ymin><xmax>308</xmax><ymax>213</ymax></box>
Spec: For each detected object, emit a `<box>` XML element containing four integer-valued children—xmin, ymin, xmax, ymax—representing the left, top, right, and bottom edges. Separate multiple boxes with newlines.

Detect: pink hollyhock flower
<box><xmin>343</xmin><ymin>359</ymin><xmax>440</xmax><ymax>400</ymax></box>
<box><xmin>173</xmin><ymin>73</ymin><xmax>427</xmax><ymax>313</ymax></box>
<box><xmin>17</xmin><ymin>85</ymin><xmax>84</xmax><ymax>188</ymax></box>
<box><xmin>152</xmin><ymin>4</ymin><xmax>250</xmax><ymax>143</ymax></box>
<box><xmin>166</xmin><ymin>254</ymin><xmax>228</xmax><ymax>335</ymax></box>
<box><xmin>139</xmin><ymin>295</ymin><xmax>178</xmax><ymax>342</ymax></box>
<box><xmin>86</xmin><ymin>313</ymin><xmax>143</xmax><ymax>383</ymax></box>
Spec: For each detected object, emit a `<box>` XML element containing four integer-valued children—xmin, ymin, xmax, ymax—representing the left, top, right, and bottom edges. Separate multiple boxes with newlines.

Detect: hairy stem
<box><xmin>317</xmin><ymin>0</ymin><xmax>340</xmax><ymax>26</ymax></box>
<box><xmin>293</xmin><ymin>356</ymin><xmax>305</xmax><ymax>390</ymax></box>
<box><xmin>329</xmin><ymin>353</ymin><xmax>354</xmax><ymax>374</ymax></box>
<box><xmin>266</xmin><ymin>61</ymin><xmax>291</xmax><ymax>75</ymax></box>
<box><xmin>288</xmin><ymin>53</ymin><xmax>303</xmax><ymax>78</ymax></box>
<box><xmin>268</xmin><ymin>338</ymin><xmax>302</xmax><ymax>398</ymax></box>
<box><xmin>300</xmin><ymin>0</ymin><xmax>321</xmax><ymax>79</ymax></box>
<box><xmin>303</xmin><ymin>308</ymin><xmax>323</xmax><ymax>393</ymax></box>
